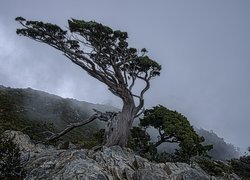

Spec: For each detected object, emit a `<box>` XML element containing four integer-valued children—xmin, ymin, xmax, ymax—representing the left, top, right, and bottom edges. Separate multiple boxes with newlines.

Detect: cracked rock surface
<box><xmin>3</xmin><ymin>130</ymin><xmax>240</xmax><ymax>180</ymax></box>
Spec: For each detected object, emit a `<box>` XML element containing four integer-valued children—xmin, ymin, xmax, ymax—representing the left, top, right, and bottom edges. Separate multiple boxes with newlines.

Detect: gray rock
<box><xmin>3</xmin><ymin>130</ymin><xmax>241</xmax><ymax>180</ymax></box>
<box><xmin>26</xmin><ymin>150</ymin><xmax>108</xmax><ymax>180</ymax></box>
<box><xmin>3</xmin><ymin>130</ymin><xmax>49</xmax><ymax>153</ymax></box>
<box><xmin>3</xmin><ymin>130</ymin><xmax>36</xmax><ymax>152</ymax></box>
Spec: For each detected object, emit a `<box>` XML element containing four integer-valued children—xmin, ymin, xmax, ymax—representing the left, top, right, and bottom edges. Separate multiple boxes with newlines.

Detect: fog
<box><xmin>0</xmin><ymin>0</ymin><xmax>250</xmax><ymax>151</ymax></box>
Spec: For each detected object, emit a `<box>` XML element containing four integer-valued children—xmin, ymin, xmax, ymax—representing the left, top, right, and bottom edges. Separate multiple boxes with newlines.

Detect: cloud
<box><xmin>0</xmin><ymin>18</ymin><xmax>121</xmax><ymax>107</ymax></box>
<box><xmin>0</xmin><ymin>20</ymin><xmax>32</xmax><ymax>87</ymax></box>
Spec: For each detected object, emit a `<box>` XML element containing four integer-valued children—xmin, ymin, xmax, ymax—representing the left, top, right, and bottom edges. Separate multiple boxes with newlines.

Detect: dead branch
<box><xmin>46</xmin><ymin>109</ymin><xmax>117</xmax><ymax>142</ymax></box>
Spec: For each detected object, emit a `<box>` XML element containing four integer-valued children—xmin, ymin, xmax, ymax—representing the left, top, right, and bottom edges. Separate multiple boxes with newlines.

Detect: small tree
<box><xmin>15</xmin><ymin>17</ymin><xmax>161</xmax><ymax>147</ymax></box>
<box><xmin>133</xmin><ymin>105</ymin><xmax>212</xmax><ymax>162</ymax></box>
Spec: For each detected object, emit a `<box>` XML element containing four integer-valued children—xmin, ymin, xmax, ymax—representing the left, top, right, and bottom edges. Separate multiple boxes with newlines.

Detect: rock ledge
<box><xmin>3</xmin><ymin>130</ymin><xmax>240</xmax><ymax>180</ymax></box>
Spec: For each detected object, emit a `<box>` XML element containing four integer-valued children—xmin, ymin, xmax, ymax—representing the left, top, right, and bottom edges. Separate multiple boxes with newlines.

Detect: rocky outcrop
<box><xmin>3</xmin><ymin>130</ymin><xmax>240</xmax><ymax>180</ymax></box>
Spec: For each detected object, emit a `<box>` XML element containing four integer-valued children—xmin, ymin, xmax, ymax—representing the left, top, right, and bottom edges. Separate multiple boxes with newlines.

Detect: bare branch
<box><xmin>93</xmin><ymin>109</ymin><xmax>118</xmax><ymax>121</ymax></box>
<box><xmin>164</xmin><ymin>139</ymin><xmax>180</xmax><ymax>143</ymax></box>
<box><xmin>134</xmin><ymin>108</ymin><xmax>145</xmax><ymax>118</ymax></box>
<box><xmin>46</xmin><ymin>113</ymin><xmax>99</xmax><ymax>142</ymax></box>
<box><xmin>129</xmin><ymin>75</ymin><xmax>136</xmax><ymax>91</ymax></box>
<box><xmin>46</xmin><ymin>109</ymin><xmax>118</xmax><ymax>142</ymax></box>
<box><xmin>131</xmin><ymin>93</ymin><xmax>141</xmax><ymax>99</ymax></box>
<box><xmin>135</xmin><ymin>76</ymin><xmax>150</xmax><ymax>113</ymax></box>
<box><xmin>159</xmin><ymin>128</ymin><xmax>163</xmax><ymax>137</ymax></box>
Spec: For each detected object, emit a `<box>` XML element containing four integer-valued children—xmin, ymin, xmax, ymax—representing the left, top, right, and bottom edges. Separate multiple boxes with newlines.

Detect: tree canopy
<box><xmin>130</xmin><ymin>105</ymin><xmax>212</xmax><ymax>162</ymax></box>
<box><xmin>15</xmin><ymin>17</ymin><xmax>161</xmax><ymax>108</ymax></box>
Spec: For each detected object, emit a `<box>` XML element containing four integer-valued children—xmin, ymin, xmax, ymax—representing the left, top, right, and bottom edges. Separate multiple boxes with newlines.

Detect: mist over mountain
<box><xmin>0</xmin><ymin>85</ymin><xmax>118</xmax><ymax>143</ymax></box>
<box><xmin>196</xmin><ymin>128</ymin><xmax>241</xmax><ymax>161</ymax></box>
<box><xmin>0</xmin><ymin>85</ymin><xmax>240</xmax><ymax>161</ymax></box>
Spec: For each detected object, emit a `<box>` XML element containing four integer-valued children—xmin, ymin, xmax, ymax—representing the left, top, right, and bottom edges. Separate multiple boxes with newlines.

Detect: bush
<box><xmin>127</xmin><ymin>127</ymin><xmax>151</xmax><ymax>151</ymax></box>
<box><xmin>231</xmin><ymin>155</ymin><xmax>250</xmax><ymax>179</ymax></box>
<box><xmin>0</xmin><ymin>134</ymin><xmax>26</xmax><ymax>179</ymax></box>
<box><xmin>195</xmin><ymin>157</ymin><xmax>233</xmax><ymax>177</ymax></box>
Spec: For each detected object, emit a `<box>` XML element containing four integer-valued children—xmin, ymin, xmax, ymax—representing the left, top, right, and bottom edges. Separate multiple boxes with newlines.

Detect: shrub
<box><xmin>195</xmin><ymin>157</ymin><xmax>233</xmax><ymax>177</ymax></box>
<box><xmin>0</xmin><ymin>134</ymin><xmax>26</xmax><ymax>179</ymax></box>
<box><xmin>231</xmin><ymin>155</ymin><xmax>250</xmax><ymax>179</ymax></box>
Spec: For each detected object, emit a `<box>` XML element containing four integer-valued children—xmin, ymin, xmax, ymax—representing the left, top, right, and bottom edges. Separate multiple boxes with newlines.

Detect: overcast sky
<box><xmin>0</xmin><ymin>0</ymin><xmax>249</xmax><ymax>151</ymax></box>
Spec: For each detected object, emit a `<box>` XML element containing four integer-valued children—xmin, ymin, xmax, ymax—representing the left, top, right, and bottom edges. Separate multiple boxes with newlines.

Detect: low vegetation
<box><xmin>0</xmin><ymin>134</ymin><xmax>26</xmax><ymax>179</ymax></box>
<box><xmin>194</xmin><ymin>157</ymin><xmax>233</xmax><ymax>177</ymax></box>
<box><xmin>231</xmin><ymin>153</ymin><xmax>250</xmax><ymax>179</ymax></box>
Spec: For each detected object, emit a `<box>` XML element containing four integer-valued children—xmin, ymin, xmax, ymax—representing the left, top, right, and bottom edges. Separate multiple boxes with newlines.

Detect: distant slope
<box><xmin>0</xmin><ymin>85</ymin><xmax>117</xmax><ymax>143</ymax></box>
<box><xmin>196</xmin><ymin>128</ymin><xmax>240</xmax><ymax>161</ymax></box>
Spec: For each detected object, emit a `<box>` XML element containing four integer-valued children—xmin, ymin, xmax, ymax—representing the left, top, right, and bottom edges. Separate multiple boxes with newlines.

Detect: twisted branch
<box><xmin>46</xmin><ymin>109</ymin><xmax>117</xmax><ymax>142</ymax></box>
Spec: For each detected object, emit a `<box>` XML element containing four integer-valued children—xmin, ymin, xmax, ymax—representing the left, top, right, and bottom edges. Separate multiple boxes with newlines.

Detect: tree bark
<box><xmin>105</xmin><ymin>97</ymin><xmax>135</xmax><ymax>147</ymax></box>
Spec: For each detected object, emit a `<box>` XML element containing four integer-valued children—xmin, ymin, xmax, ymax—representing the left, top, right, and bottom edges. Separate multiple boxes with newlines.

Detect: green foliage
<box><xmin>16</xmin><ymin>17</ymin><xmax>67</xmax><ymax>44</ymax></box>
<box><xmin>71</xmin><ymin>129</ymin><xmax>105</xmax><ymax>149</ymax></box>
<box><xmin>195</xmin><ymin>157</ymin><xmax>233</xmax><ymax>177</ymax></box>
<box><xmin>128</xmin><ymin>127</ymin><xmax>175</xmax><ymax>162</ymax></box>
<box><xmin>74</xmin><ymin>128</ymin><xmax>106</xmax><ymax>149</ymax></box>
<box><xmin>126</xmin><ymin>56</ymin><xmax>161</xmax><ymax>76</ymax></box>
<box><xmin>0</xmin><ymin>134</ymin><xmax>26</xmax><ymax>179</ymax></box>
<box><xmin>127</xmin><ymin>127</ymin><xmax>151</xmax><ymax>151</ymax></box>
<box><xmin>175</xmin><ymin>137</ymin><xmax>213</xmax><ymax>163</ymax></box>
<box><xmin>142</xmin><ymin>105</ymin><xmax>195</xmax><ymax>137</ymax></box>
<box><xmin>139</xmin><ymin>105</ymin><xmax>212</xmax><ymax>163</ymax></box>
<box><xmin>16</xmin><ymin>17</ymin><xmax>161</xmax><ymax>78</ymax></box>
<box><xmin>230</xmin><ymin>155</ymin><xmax>250</xmax><ymax>179</ymax></box>
<box><xmin>94</xmin><ymin>128</ymin><xmax>105</xmax><ymax>145</ymax></box>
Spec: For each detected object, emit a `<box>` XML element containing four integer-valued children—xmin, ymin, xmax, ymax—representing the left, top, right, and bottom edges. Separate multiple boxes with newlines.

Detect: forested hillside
<box><xmin>0</xmin><ymin>85</ymin><xmax>117</xmax><ymax>145</ymax></box>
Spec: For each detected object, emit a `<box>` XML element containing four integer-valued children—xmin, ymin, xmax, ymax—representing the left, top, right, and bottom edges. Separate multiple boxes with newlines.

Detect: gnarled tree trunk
<box><xmin>105</xmin><ymin>97</ymin><xmax>136</xmax><ymax>147</ymax></box>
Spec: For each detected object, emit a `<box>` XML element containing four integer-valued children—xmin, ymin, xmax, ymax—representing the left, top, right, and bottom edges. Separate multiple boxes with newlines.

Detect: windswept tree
<box><xmin>130</xmin><ymin>105</ymin><xmax>212</xmax><ymax>162</ymax></box>
<box><xmin>15</xmin><ymin>17</ymin><xmax>161</xmax><ymax>147</ymax></box>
